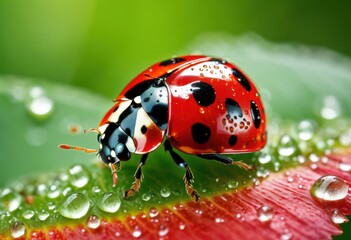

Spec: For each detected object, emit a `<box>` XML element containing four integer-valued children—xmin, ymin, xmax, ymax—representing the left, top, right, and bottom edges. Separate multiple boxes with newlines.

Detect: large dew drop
<box><xmin>0</xmin><ymin>188</ymin><xmax>22</xmax><ymax>212</ymax></box>
<box><xmin>58</xmin><ymin>193</ymin><xmax>90</xmax><ymax>219</ymax></box>
<box><xmin>97</xmin><ymin>192</ymin><xmax>121</xmax><ymax>213</ymax></box>
<box><xmin>257</xmin><ymin>205</ymin><xmax>274</xmax><ymax>222</ymax></box>
<box><xmin>26</xmin><ymin>86</ymin><xmax>54</xmax><ymax>121</ymax></box>
<box><xmin>310</xmin><ymin>175</ymin><xmax>348</xmax><ymax>201</ymax></box>
<box><xmin>10</xmin><ymin>221</ymin><xmax>26</xmax><ymax>239</ymax></box>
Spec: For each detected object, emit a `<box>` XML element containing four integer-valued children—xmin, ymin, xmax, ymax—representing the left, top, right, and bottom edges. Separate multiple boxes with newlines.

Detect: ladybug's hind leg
<box><xmin>123</xmin><ymin>153</ymin><xmax>149</xmax><ymax>199</ymax></box>
<box><xmin>164</xmin><ymin>140</ymin><xmax>200</xmax><ymax>202</ymax></box>
<box><xmin>197</xmin><ymin>154</ymin><xmax>251</xmax><ymax>170</ymax></box>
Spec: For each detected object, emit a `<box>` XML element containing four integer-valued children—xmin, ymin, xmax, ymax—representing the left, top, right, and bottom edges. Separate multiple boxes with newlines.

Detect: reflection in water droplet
<box><xmin>179</xmin><ymin>222</ymin><xmax>186</xmax><ymax>230</ymax></box>
<box><xmin>160</xmin><ymin>187</ymin><xmax>171</xmax><ymax>198</ymax></box>
<box><xmin>310</xmin><ymin>175</ymin><xmax>348</xmax><ymax>201</ymax></box>
<box><xmin>278</xmin><ymin>135</ymin><xmax>298</xmax><ymax>157</ymax></box>
<box><xmin>258</xmin><ymin>152</ymin><xmax>272</xmax><ymax>164</ymax></box>
<box><xmin>215</xmin><ymin>217</ymin><xmax>225</xmax><ymax>223</ymax></box>
<box><xmin>27</xmin><ymin>95</ymin><xmax>54</xmax><ymax>120</ymax></box>
<box><xmin>158</xmin><ymin>225</ymin><xmax>169</xmax><ymax>237</ymax></box>
<box><xmin>22</xmin><ymin>210</ymin><xmax>35</xmax><ymax>219</ymax></box>
<box><xmin>330</xmin><ymin>209</ymin><xmax>348</xmax><ymax>224</ymax></box>
<box><xmin>338</xmin><ymin>163</ymin><xmax>351</xmax><ymax>172</ymax></box>
<box><xmin>58</xmin><ymin>193</ymin><xmax>90</xmax><ymax>219</ymax></box>
<box><xmin>69</xmin><ymin>165</ymin><xmax>90</xmax><ymax>188</ymax></box>
<box><xmin>47</xmin><ymin>185</ymin><xmax>60</xmax><ymax>199</ymax></box>
<box><xmin>25</xmin><ymin>127</ymin><xmax>48</xmax><ymax>147</ymax></box>
<box><xmin>11</xmin><ymin>221</ymin><xmax>26</xmax><ymax>239</ymax></box>
<box><xmin>97</xmin><ymin>192</ymin><xmax>121</xmax><ymax>213</ymax></box>
<box><xmin>132</xmin><ymin>226</ymin><xmax>142</xmax><ymax>238</ymax></box>
<box><xmin>297</xmin><ymin>120</ymin><xmax>315</xmax><ymax>141</ymax></box>
<box><xmin>87</xmin><ymin>215</ymin><xmax>101</xmax><ymax>229</ymax></box>
<box><xmin>38</xmin><ymin>210</ymin><xmax>50</xmax><ymax>221</ymax></box>
<box><xmin>0</xmin><ymin>188</ymin><xmax>22</xmax><ymax>212</ymax></box>
<box><xmin>257</xmin><ymin>206</ymin><xmax>274</xmax><ymax>222</ymax></box>
<box><xmin>320</xmin><ymin>96</ymin><xmax>341</xmax><ymax>120</ymax></box>
<box><xmin>149</xmin><ymin>207</ymin><xmax>159</xmax><ymax>218</ymax></box>
<box><xmin>142</xmin><ymin>193</ymin><xmax>151</xmax><ymax>201</ymax></box>
<box><xmin>228</xmin><ymin>180</ymin><xmax>239</xmax><ymax>189</ymax></box>
<box><xmin>256</xmin><ymin>167</ymin><xmax>270</xmax><ymax>178</ymax></box>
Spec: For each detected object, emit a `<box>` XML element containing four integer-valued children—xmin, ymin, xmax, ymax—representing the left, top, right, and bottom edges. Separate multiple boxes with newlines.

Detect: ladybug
<box><xmin>60</xmin><ymin>55</ymin><xmax>267</xmax><ymax>202</ymax></box>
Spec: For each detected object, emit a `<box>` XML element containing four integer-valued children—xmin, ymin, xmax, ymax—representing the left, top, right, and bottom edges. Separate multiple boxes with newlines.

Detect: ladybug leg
<box><xmin>164</xmin><ymin>140</ymin><xmax>200</xmax><ymax>202</ymax></box>
<box><xmin>123</xmin><ymin>153</ymin><xmax>149</xmax><ymax>199</ymax></box>
<box><xmin>197</xmin><ymin>154</ymin><xmax>251</xmax><ymax>170</ymax></box>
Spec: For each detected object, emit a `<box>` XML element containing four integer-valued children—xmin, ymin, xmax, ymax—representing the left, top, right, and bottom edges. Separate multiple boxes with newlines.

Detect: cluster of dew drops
<box><xmin>1</xmin><ymin>84</ymin><xmax>351</xmax><ymax>239</ymax></box>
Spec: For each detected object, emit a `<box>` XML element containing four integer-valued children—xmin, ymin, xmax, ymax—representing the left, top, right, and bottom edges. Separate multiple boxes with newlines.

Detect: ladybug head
<box><xmin>59</xmin><ymin>122</ymin><xmax>135</xmax><ymax>187</ymax></box>
<box><xmin>97</xmin><ymin>123</ymin><xmax>132</xmax><ymax>165</ymax></box>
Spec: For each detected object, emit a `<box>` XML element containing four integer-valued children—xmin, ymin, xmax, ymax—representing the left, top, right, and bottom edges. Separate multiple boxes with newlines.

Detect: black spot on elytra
<box><xmin>191</xmin><ymin>123</ymin><xmax>211</xmax><ymax>144</ymax></box>
<box><xmin>191</xmin><ymin>81</ymin><xmax>216</xmax><ymax>107</ymax></box>
<box><xmin>250</xmin><ymin>100</ymin><xmax>261</xmax><ymax>128</ymax></box>
<box><xmin>225</xmin><ymin>98</ymin><xmax>243</xmax><ymax>118</ymax></box>
<box><xmin>232</xmin><ymin>69</ymin><xmax>251</xmax><ymax>92</ymax></box>
<box><xmin>228</xmin><ymin>135</ymin><xmax>238</xmax><ymax>146</ymax></box>
<box><xmin>141</xmin><ymin>125</ymin><xmax>147</xmax><ymax>134</ymax></box>
<box><xmin>124</xmin><ymin>80</ymin><xmax>154</xmax><ymax>99</ymax></box>
<box><xmin>159</xmin><ymin>57</ymin><xmax>186</xmax><ymax>66</ymax></box>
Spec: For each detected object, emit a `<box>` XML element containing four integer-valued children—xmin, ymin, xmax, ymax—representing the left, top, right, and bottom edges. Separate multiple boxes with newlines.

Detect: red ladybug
<box><xmin>60</xmin><ymin>55</ymin><xmax>267</xmax><ymax>202</ymax></box>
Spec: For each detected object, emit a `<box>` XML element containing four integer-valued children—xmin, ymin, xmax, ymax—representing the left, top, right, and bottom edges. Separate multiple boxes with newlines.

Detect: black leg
<box><xmin>164</xmin><ymin>140</ymin><xmax>200</xmax><ymax>202</ymax></box>
<box><xmin>197</xmin><ymin>154</ymin><xmax>251</xmax><ymax>170</ymax></box>
<box><xmin>123</xmin><ymin>153</ymin><xmax>148</xmax><ymax>199</ymax></box>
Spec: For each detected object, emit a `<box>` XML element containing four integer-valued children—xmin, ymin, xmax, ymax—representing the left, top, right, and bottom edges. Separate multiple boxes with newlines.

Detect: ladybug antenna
<box><xmin>58</xmin><ymin>144</ymin><xmax>97</xmax><ymax>153</ymax></box>
<box><xmin>84</xmin><ymin>128</ymin><xmax>101</xmax><ymax>134</ymax></box>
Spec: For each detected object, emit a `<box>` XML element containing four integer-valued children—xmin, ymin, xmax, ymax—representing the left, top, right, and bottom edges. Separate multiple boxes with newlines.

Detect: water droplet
<box><xmin>215</xmin><ymin>217</ymin><xmax>225</xmax><ymax>223</ymax></box>
<box><xmin>160</xmin><ymin>187</ymin><xmax>171</xmax><ymax>198</ymax></box>
<box><xmin>142</xmin><ymin>193</ymin><xmax>151</xmax><ymax>201</ymax></box>
<box><xmin>330</xmin><ymin>209</ymin><xmax>348</xmax><ymax>224</ymax></box>
<box><xmin>25</xmin><ymin>127</ymin><xmax>48</xmax><ymax>147</ymax></box>
<box><xmin>10</xmin><ymin>221</ymin><xmax>26</xmax><ymax>239</ymax></box>
<box><xmin>256</xmin><ymin>167</ymin><xmax>270</xmax><ymax>178</ymax></box>
<box><xmin>47</xmin><ymin>202</ymin><xmax>56</xmax><ymax>210</ymax></box>
<box><xmin>320</xmin><ymin>95</ymin><xmax>341</xmax><ymax>120</ymax></box>
<box><xmin>338</xmin><ymin>162</ymin><xmax>351</xmax><ymax>172</ymax></box>
<box><xmin>86</xmin><ymin>215</ymin><xmax>101</xmax><ymax>229</ymax></box>
<box><xmin>228</xmin><ymin>180</ymin><xmax>239</xmax><ymax>189</ymax></box>
<box><xmin>179</xmin><ymin>222</ymin><xmax>186</xmax><ymax>230</ymax></box>
<box><xmin>257</xmin><ymin>206</ymin><xmax>274</xmax><ymax>222</ymax></box>
<box><xmin>158</xmin><ymin>225</ymin><xmax>169</xmax><ymax>237</ymax></box>
<box><xmin>258</xmin><ymin>152</ymin><xmax>272</xmax><ymax>164</ymax></box>
<box><xmin>58</xmin><ymin>193</ymin><xmax>90</xmax><ymax>219</ymax></box>
<box><xmin>310</xmin><ymin>175</ymin><xmax>348</xmax><ymax>201</ymax></box>
<box><xmin>22</xmin><ymin>210</ymin><xmax>35</xmax><ymax>219</ymax></box>
<box><xmin>38</xmin><ymin>210</ymin><xmax>50</xmax><ymax>221</ymax></box>
<box><xmin>132</xmin><ymin>226</ymin><xmax>142</xmax><ymax>238</ymax></box>
<box><xmin>297</xmin><ymin>120</ymin><xmax>315</xmax><ymax>141</ymax></box>
<box><xmin>92</xmin><ymin>186</ymin><xmax>101</xmax><ymax>193</ymax></box>
<box><xmin>149</xmin><ymin>207</ymin><xmax>159</xmax><ymax>218</ymax></box>
<box><xmin>339</xmin><ymin>131</ymin><xmax>351</xmax><ymax>146</ymax></box>
<box><xmin>69</xmin><ymin>165</ymin><xmax>90</xmax><ymax>188</ymax></box>
<box><xmin>280</xmin><ymin>230</ymin><xmax>292</xmax><ymax>240</ymax></box>
<box><xmin>97</xmin><ymin>192</ymin><xmax>121</xmax><ymax>213</ymax></box>
<box><xmin>26</xmin><ymin>93</ymin><xmax>54</xmax><ymax>121</ymax></box>
<box><xmin>278</xmin><ymin>135</ymin><xmax>298</xmax><ymax>157</ymax></box>
<box><xmin>47</xmin><ymin>185</ymin><xmax>60</xmax><ymax>199</ymax></box>
<box><xmin>0</xmin><ymin>188</ymin><xmax>22</xmax><ymax>212</ymax></box>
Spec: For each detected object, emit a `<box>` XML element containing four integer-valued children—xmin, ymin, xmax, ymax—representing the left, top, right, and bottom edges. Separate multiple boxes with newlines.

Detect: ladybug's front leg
<box><xmin>164</xmin><ymin>140</ymin><xmax>200</xmax><ymax>202</ymax></box>
<box><xmin>123</xmin><ymin>153</ymin><xmax>149</xmax><ymax>199</ymax></box>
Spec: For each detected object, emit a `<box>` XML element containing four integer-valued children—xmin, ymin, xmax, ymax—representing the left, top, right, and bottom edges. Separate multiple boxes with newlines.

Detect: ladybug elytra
<box><xmin>60</xmin><ymin>55</ymin><xmax>267</xmax><ymax>202</ymax></box>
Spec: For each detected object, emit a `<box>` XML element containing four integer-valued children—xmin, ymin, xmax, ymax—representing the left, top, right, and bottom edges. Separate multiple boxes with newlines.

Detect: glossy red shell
<box><xmin>99</xmin><ymin>55</ymin><xmax>266</xmax><ymax>155</ymax></box>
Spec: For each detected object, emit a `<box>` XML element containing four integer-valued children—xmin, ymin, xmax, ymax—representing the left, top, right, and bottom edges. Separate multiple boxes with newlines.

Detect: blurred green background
<box><xmin>1</xmin><ymin>0</ymin><xmax>350</xmax><ymax>98</ymax></box>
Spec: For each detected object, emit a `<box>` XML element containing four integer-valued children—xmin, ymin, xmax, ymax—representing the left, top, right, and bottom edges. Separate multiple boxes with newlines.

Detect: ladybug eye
<box><xmin>115</xmin><ymin>143</ymin><xmax>131</xmax><ymax>160</ymax></box>
<box><xmin>97</xmin><ymin>134</ymin><xmax>102</xmax><ymax>142</ymax></box>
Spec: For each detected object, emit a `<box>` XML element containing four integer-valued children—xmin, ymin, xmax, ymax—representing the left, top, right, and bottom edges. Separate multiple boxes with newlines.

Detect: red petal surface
<box><xmin>13</xmin><ymin>154</ymin><xmax>349</xmax><ymax>240</ymax></box>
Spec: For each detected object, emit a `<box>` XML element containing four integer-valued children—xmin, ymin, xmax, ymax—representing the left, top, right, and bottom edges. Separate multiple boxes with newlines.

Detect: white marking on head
<box><xmin>110</xmin><ymin>150</ymin><xmax>116</xmax><ymax>158</ymax></box>
<box><xmin>134</xmin><ymin>96</ymin><xmax>142</xmax><ymax>104</ymax></box>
